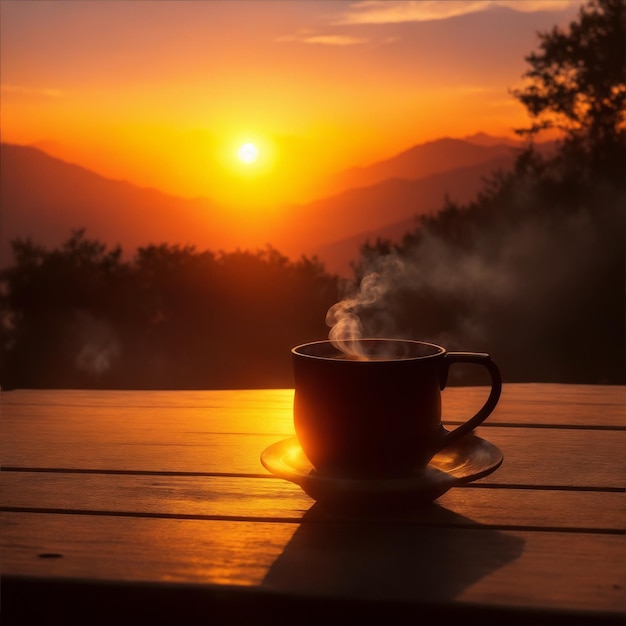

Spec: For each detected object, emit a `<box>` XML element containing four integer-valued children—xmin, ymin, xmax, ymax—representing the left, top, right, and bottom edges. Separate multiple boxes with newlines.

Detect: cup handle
<box><xmin>436</xmin><ymin>352</ymin><xmax>502</xmax><ymax>451</ymax></box>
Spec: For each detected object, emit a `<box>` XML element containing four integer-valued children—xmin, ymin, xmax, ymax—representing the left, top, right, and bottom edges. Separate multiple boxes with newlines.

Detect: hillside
<box><xmin>291</xmin><ymin>154</ymin><xmax>516</xmax><ymax>274</ymax></box>
<box><xmin>1</xmin><ymin>136</ymin><xmax>529</xmax><ymax>273</ymax></box>
<box><xmin>0</xmin><ymin>143</ymin><xmax>228</xmax><ymax>268</ymax></box>
<box><xmin>325</xmin><ymin>137</ymin><xmax>523</xmax><ymax>195</ymax></box>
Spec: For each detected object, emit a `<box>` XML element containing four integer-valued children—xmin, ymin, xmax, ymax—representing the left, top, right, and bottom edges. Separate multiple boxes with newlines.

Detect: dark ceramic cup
<box><xmin>292</xmin><ymin>338</ymin><xmax>501</xmax><ymax>478</ymax></box>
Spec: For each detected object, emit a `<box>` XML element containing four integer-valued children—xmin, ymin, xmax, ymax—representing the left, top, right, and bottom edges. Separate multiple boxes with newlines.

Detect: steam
<box><xmin>326</xmin><ymin>232</ymin><xmax>517</xmax><ymax>359</ymax></box>
<box><xmin>324</xmin><ymin>189</ymin><xmax>619</xmax><ymax>371</ymax></box>
<box><xmin>74</xmin><ymin>311</ymin><xmax>121</xmax><ymax>378</ymax></box>
<box><xmin>326</xmin><ymin>253</ymin><xmax>404</xmax><ymax>357</ymax></box>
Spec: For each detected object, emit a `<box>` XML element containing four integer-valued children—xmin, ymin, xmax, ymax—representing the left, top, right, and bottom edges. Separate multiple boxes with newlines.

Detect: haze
<box><xmin>1</xmin><ymin>0</ymin><xmax>583</xmax><ymax>211</ymax></box>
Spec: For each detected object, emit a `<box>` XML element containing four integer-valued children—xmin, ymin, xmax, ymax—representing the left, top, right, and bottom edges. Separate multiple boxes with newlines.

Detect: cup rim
<box><xmin>292</xmin><ymin>338</ymin><xmax>446</xmax><ymax>362</ymax></box>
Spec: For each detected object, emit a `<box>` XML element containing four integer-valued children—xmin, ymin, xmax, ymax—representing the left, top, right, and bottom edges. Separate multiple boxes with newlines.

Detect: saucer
<box><xmin>260</xmin><ymin>434</ymin><xmax>503</xmax><ymax>506</ymax></box>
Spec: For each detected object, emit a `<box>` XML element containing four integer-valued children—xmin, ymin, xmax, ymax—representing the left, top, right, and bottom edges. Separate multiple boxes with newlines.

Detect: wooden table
<box><xmin>1</xmin><ymin>384</ymin><xmax>624</xmax><ymax>625</ymax></box>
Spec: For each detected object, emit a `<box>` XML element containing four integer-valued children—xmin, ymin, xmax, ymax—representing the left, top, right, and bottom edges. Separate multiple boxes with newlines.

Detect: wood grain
<box><xmin>2</xmin><ymin>427</ymin><xmax>624</xmax><ymax>489</ymax></box>
<box><xmin>1</xmin><ymin>472</ymin><xmax>624</xmax><ymax>531</ymax></box>
<box><xmin>1</xmin><ymin>385</ymin><xmax>624</xmax><ymax>624</ymax></box>
<box><xmin>1</xmin><ymin>511</ymin><xmax>624</xmax><ymax>616</ymax></box>
<box><xmin>2</xmin><ymin>384</ymin><xmax>625</xmax><ymax>430</ymax></box>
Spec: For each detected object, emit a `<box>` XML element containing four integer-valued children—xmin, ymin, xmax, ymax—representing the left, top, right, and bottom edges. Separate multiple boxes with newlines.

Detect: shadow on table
<box><xmin>261</xmin><ymin>500</ymin><xmax>526</xmax><ymax>623</ymax></box>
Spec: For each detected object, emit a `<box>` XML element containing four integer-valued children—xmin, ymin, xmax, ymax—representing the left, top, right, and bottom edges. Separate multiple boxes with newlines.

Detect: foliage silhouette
<box><xmin>1</xmin><ymin>0</ymin><xmax>623</xmax><ymax>388</ymax></box>
<box><xmin>0</xmin><ymin>231</ymin><xmax>339</xmax><ymax>389</ymax></box>
<box><xmin>512</xmin><ymin>0</ymin><xmax>625</xmax><ymax>184</ymax></box>
<box><xmin>347</xmin><ymin>0</ymin><xmax>625</xmax><ymax>385</ymax></box>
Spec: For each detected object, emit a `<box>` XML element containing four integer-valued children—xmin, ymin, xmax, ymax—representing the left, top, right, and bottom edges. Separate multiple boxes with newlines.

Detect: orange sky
<box><xmin>0</xmin><ymin>0</ymin><xmax>584</xmax><ymax>208</ymax></box>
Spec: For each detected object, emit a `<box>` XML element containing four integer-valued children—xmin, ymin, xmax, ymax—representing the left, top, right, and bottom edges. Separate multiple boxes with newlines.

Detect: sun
<box><xmin>237</xmin><ymin>142</ymin><xmax>259</xmax><ymax>164</ymax></box>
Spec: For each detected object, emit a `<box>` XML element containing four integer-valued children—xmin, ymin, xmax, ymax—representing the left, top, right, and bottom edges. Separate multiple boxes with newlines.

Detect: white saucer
<box><xmin>261</xmin><ymin>434</ymin><xmax>503</xmax><ymax>507</ymax></box>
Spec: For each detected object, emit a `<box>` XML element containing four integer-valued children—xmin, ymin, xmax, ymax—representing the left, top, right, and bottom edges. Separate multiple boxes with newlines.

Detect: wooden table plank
<box><xmin>2</xmin><ymin>428</ymin><xmax>624</xmax><ymax>489</ymax></box>
<box><xmin>2</xmin><ymin>386</ymin><xmax>624</xmax><ymax>625</ymax></box>
<box><xmin>1</xmin><ymin>473</ymin><xmax>624</xmax><ymax>532</ymax></box>
<box><xmin>2</xmin><ymin>384</ymin><xmax>625</xmax><ymax>432</ymax></box>
<box><xmin>0</xmin><ymin>388</ymin><xmax>295</xmax><ymax>411</ymax></box>
<box><xmin>481</xmin><ymin>428</ymin><xmax>626</xmax><ymax>489</ymax></box>
<box><xmin>1</xmin><ymin>511</ymin><xmax>624</xmax><ymax>619</ymax></box>
<box><xmin>446</xmin><ymin>383</ymin><xmax>626</xmax><ymax>428</ymax></box>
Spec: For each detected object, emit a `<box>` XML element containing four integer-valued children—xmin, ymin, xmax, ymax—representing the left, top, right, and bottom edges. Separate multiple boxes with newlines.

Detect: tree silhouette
<box><xmin>349</xmin><ymin>0</ymin><xmax>625</xmax><ymax>384</ymax></box>
<box><xmin>0</xmin><ymin>232</ymin><xmax>340</xmax><ymax>389</ymax></box>
<box><xmin>1</xmin><ymin>0</ymin><xmax>624</xmax><ymax>389</ymax></box>
<box><xmin>512</xmin><ymin>0</ymin><xmax>626</xmax><ymax>181</ymax></box>
<box><xmin>0</xmin><ymin>229</ymin><xmax>128</xmax><ymax>387</ymax></box>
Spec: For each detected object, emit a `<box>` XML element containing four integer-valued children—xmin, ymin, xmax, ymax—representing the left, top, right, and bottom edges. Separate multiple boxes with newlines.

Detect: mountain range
<box><xmin>324</xmin><ymin>134</ymin><xmax>522</xmax><ymax>195</ymax></box>
<box><xmin>0</xmin><ymin>134</ymin><xmax>547</xmax><ymax>276</ymax></box>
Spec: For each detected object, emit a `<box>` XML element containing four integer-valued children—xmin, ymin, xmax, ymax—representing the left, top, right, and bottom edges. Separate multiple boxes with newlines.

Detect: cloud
<box><xmin>1</xmin><ymin>83</ymin><xmax>63</xmax><ymax>98</ymax></box>
<box><xmin>335</xmin><ymin>1</ymin><xmax>585</xmax><ymax>25</ymax></box>
<box><xmin>453</xmin><ymin>85</ymin><xmax>491</xmax><ymax>95</ymax></box>
<box><xmin>275</xmin><ymin>1</ymin><xmax>586</xmax><ymax>50</ymax></box>
<box><xmin>275</xmin><ymin>30</ymin><xmax>368</xmax><ymax>46</ymax></box>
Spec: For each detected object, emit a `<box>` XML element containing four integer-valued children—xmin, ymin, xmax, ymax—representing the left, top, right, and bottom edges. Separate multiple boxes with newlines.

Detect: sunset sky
<box><xmin>1</xmin><ymin>0</ymin><xmax>585</xmax><ymax>207</ymax></box>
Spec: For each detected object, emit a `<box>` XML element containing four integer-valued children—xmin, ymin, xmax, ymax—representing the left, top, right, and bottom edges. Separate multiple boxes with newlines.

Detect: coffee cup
<box><xmin>291</xmin><ymin>338</ymin><xmax>501</xmax><ymax>478</ymax></box>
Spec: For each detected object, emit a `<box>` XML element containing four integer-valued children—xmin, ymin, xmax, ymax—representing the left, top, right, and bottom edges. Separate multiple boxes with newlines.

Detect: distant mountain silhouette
<box><xmin>1</xmin><ymin>136</ymin><xmax>550</xmax><ymax>274</ymax></box>
<box><xmin>325</xmin><ymin>137</ymin><xmax>524</xmax><ymax>195</ymax></box>
<box><xmin>290</xmin><ymin>136</ymin><xmax>555</xmax><ymax>274</ymax></box>
<box><xmin>462</xmin><ymin>132</ymin><xmax>523</xmax><ymax>147</ymax></box>
<box><xmin>297</xmin><ymin>155</ymin><xmax>516</xmax><ymax>275</ymax></box>
<box><xmin>0</xmin><ymin>143</ymin><xmax>231</xmax><ymax>268</ymax></box>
